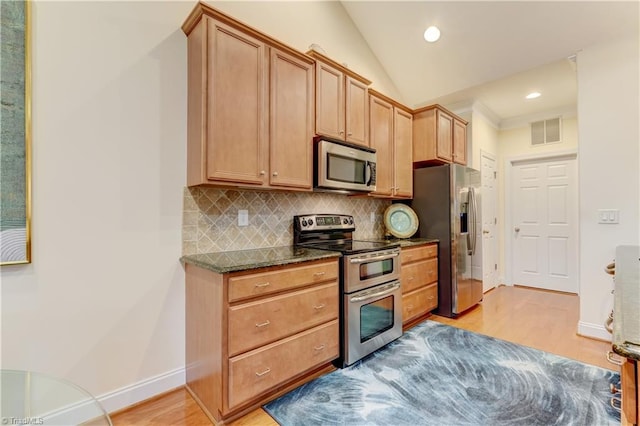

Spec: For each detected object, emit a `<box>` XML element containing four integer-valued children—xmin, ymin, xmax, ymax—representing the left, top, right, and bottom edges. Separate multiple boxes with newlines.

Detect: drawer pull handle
<box><xmin>255</xmin><ymin>368</ymin><xmax>271</xmax><ymax>377</ymax></box>
<box><xmin>313</xmin><ymin>272</ymin><xmax>326</xmax><ymax>277</ymax></box>
<box><xmin>313</xmin><ymin>304</ymin><xmax>326</xmax><ymax>310</ymax></box>
<box><xmin>314</xmin><ymin>344</ymin><xmax>326</xmax><ymax>351</ymax></box>
<box><xmin>428</xmin><ymin>296</ymin><xmax>435</xmax><ymax>300</ymax></box>
<box><xmin>255</xmin><ymin>320</ymin><xmax>271</xmax><ymax>328</ymax></box>
<box><xmin>606</xmin><ymin>350</ymin><xmax>623</xmax><ymax>366</ymax></box>
<box><xmin>254</xmin><ymin>282</ymin><xmax>270</xmax><ymax>288</ymax></box>
<box><xmin>406</xmin><ymin>304</ymin><xmax>413</xmax><ymax>310</ymax></box>
<box><xmin>407</xmin><ymin>276</ymin><xmax>414</xmax><ymax>281</ymax></box>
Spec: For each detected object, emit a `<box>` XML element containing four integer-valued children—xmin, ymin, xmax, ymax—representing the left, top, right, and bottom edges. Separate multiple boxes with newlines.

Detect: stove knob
<box><xmin>349</xmin><ymin>217</ymin><xmax>354</xmax><ymax>224</ymax></box>
<box><xmin>308</xmin><ymin>219</ymin><xmax>314</xmax><ymax>226</ymax></box>
<box><xmin>343</xmin><ymin>218</ymin><xmax>348</xmax><ymax>225</ymax></box>
<box><xmin>302</xmin><ymin>219</ymin><xmax>308</xmax><ymax>227</ymax></box>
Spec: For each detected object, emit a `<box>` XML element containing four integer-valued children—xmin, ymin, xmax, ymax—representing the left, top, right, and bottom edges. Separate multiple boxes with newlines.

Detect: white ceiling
<box><xmin>340</xmin><ymin>1</ymin><xmax>639</xmax><ymax>126</ymax></box>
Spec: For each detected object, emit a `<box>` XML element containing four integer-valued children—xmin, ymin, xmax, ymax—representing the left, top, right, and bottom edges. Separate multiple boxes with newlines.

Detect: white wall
<box><xmin>0</xmin><ymin>1</ymin><xmax>192</xmax><ymax>410</ymax></box>
<box><xmin>469</xmin><ymin>109</ymin><xmax>499</xmax><ymax>171</ymax></box>
<box><xmin>0</xmin><ymin>0</ymin><xmax>407</xmax><ymax>413</ymax></box>
<box><xmin>576</xmin><ymin>35</ymin><xmax>640</xmax><ymax>340</ymax></box>
<box><xmin>211</xmin><ymin>0</ymin><xmax>403</xmax><ymax>102</ymax></box>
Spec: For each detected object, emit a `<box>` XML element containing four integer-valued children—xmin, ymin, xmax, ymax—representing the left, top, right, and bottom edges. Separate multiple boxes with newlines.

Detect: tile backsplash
<box><xmin>183</xmin><ymin>187</ymin><xmax>391</xmax><ymax>255</ymax></box>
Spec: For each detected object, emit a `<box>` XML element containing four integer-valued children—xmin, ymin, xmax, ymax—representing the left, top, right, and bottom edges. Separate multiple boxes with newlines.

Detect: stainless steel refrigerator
<box><xmin>410</xmin><ymin>164</ymin><xmax>483</xmax><ymax>318</ymax></box>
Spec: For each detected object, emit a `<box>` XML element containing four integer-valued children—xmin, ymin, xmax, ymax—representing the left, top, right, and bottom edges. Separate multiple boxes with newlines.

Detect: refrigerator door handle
<box><xmin>468</xmin><ymin>187</ymin><xmax>478</xmax><ymax>255</ymax></box>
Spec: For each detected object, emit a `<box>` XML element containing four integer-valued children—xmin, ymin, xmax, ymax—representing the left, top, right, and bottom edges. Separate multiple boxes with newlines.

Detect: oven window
<box><xmin>360</xmin><ymin>258</ymin><xmax>394</xmax><ymax>280</ymax></box>
<box><xmin>360</xmin><ymin>295</ymin><xmax>394</xmax><ymax>343</ymax></box>
<box><xmin>327</xmin><ymin>154</ymin><xmax>366</xmax><ymax>184</ymax></box>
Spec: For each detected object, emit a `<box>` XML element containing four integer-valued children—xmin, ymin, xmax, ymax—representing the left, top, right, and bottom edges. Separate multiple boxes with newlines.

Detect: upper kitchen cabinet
<box><xmin>307</xmin><ymin>50</ymin><xmax>370</xmax><ymax>147</ymax></box>
<box><xmin>183</xmin><ymin>4</ymin><xmax>314</xmax><ymax>190</ymax></box>
<box><xmin>368</xmin><ymin>90</ymin><xmax>413</xmax><ymax>199</ymax></box>
<box><xmin>413</xmin><ymin>104</ymin><xmax>468</xmax><ymax>167</ymax></box>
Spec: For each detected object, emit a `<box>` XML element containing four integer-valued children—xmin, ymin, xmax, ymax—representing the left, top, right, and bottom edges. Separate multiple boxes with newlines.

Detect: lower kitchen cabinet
<box><xmin>185</xmin><ymin>258</ymin><xmax>339</xmax><ymax>423</ymax></box>
<box><xmin>622</xmin><ymin>358</ymin><xmax>638</xmax><ymax>425</ymax></box>
<box><xmin>401</xmin><ymin>243</ymin><xmax>438</xmax><ymax>326</ymax></box>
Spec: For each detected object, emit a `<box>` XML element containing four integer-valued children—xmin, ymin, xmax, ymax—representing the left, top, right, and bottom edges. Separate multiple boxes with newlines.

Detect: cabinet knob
<box><xmin>347</xmin><ymin>132</ymin><xmax>353</xmax><ymax>136</ymax></box>
<box><xmin>260</xmin><ymin>170</ymin><xmax>266</xmax><ymax>176</ymax></box>
<box><xmin>272</xmin><ymin>171</ymin><xmax>278</xmax><ymax>177</ymax></box>
<box><xmin>339</xmin><ymin>130</ymin><xmax>344</xmax><ymax>135</ymax></box>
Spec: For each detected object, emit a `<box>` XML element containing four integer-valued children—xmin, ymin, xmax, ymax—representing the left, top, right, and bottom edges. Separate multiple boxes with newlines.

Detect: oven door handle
<box><xmin>349</xmin><ymin>252</ymin><xmax>399</xmax><ymax>264</ymax></box>
<box><xmin>350</xmin><ymin>282</ymin><xmax>401</xmax><ymax>303</ymax></box>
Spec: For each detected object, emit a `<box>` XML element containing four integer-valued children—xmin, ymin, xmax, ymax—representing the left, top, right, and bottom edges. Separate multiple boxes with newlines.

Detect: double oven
<box><xmin>294</xmin><ymin>214</ymin><xmax>402</xmax><ymax>366</ymax></box>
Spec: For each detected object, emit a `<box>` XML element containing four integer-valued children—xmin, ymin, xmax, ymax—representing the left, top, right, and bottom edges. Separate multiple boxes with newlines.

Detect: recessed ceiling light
<box><xmin>526</xmin><ymin>92</ymin><xmax>541</xmax><ymax>99</ymax></box>
<box><xmin>423</xmin><ymin>26</ymin><xmax>441</xmax><ymax>43</ymax></box>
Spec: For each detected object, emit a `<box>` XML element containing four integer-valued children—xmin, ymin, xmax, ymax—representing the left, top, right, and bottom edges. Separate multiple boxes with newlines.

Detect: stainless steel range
<box><xmin>294</xmin><ymin>214</ymin><xmax>403</xmax><ymax>366</ymax></box>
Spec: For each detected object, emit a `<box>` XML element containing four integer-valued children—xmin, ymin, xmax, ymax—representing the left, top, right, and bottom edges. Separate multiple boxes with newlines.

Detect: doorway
<box><xmin>480</xmin><ymin>150</ymin><xmax>498</xmax><ymax>293</ymax></box>
<box><xmin>505</xmin><ymin>152</ymin><xmax>578</xmax><ymax>294</ymax></box>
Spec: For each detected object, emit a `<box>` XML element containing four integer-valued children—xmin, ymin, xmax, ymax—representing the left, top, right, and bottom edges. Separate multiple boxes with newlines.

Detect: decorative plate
<box><xmin>384</xmin><ymin>204</ymin><xmax>419</xmax><ymax>239</ymax></box>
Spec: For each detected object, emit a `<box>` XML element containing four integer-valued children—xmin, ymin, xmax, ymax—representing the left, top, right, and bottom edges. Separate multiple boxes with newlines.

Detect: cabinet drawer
<box><xmin>228</xmin><ymin>282</ymin><xmax>338</xmax><ymax>356</ymax></box>
<box><xmin>228</xmin><ymin>260</ymin><xmax>338</xmax><ymax>302</ymax></box>
<box><xmin>228</xmin><ymin>320</ymin><xmax>339</xmax><ymax>410</ymax></box>
<box><xmin>622</xmin><ymin>359</ymin><xmax>637</xmax><ymax>425</ymax></box>
<box><xmin>402</xmin><ymin>284</ymin><xmax>437</xmax><ymax>324</ymax></box>
<box><xmin>401</xmin><ymin>258</ymin><xmax>438</xmax><ymax>294</ymax></box>
<box><xmin>401</xmin><ymin>244</ymin><xmax>437</xmax><ymax>264</ymax></box>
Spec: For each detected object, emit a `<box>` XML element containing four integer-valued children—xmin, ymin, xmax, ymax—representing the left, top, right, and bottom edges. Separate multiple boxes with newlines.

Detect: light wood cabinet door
<box><xmin>453</xmin><ymin>118</ymin><xmax>467</xmax><ymax>165</ymax></box>
<box><xmin>402</xmin><ymin>284</ymin><xmax>438</xmax><ymax>324</ymax></box>
<box><xmin>345</xmin><ymin>76</ymin><xmax>369</xmax><ymax>146</ymax></box>
<box><xmin>435</xmin><ymin>109</ymin><xmax>453</xmax><ymax>162</ymax></box>
<box><xmin>369</xmin><ymin>94</ymin><xmax>394</xmax><ymax>196</ymax></box>
<box><xmin>622</xmin><ymin>359</ymin><xmax>638</xmax><ymax>425</ymax></box>
<box><xmin>269</xmin><ymin>49</ymin><xmax>314</xmax><ymax>189</ymax></box>
<box><xmin>401</xmin><ymin>243</ymin><xmax>438</xmax><ymax>326</ymax></box>
<box><xmin>400</xmin><ymin>243</ymin><xmax>438</xmax><ymax>264</ymax></box>
<box><xmin>412</xmin><ymin>105</ymin><xmax>467</xmax><ymax>167</ymax></box>
<box><xmin>228</xmin><ymin>260</ymin><xmax>338</xmax><ymax>302</ymax></box>
<box><xmin>228</xmin><ymin>282</ymin><xmax>338</xmax><ymax>356</ymax></box>
<box><xmin>227</xmin><ymin>320</ymin><xmax>339</xmax><ymax>410</ymax></box>
<box><xmin>401</xmin><ymin>258</ymin><xmax>438</xmax><ymax>293</ymax></box>
<box><xmin>207</xmin><ymin>19</ymin><xmax>268</xmax><ymax>185</ymax></box>
<box><xmin>315</xmin><ymin>61</ymin><xmax>344</xmax><ymax>140</ymax></box>
<box><xmin>393</xmin><ymin>108</ymin><xmax>413</xmax><ymax>198</ymax></box>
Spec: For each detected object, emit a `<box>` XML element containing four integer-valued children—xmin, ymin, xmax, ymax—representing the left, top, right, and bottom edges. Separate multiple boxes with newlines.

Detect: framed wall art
<box><xmin>1</xmin><ymin>0</ymin><xmax>31</xmax><ymax>265</ymax></box>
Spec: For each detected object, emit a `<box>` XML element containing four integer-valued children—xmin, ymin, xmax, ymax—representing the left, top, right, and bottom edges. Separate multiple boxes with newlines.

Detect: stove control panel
<box><xmin>294</xmin><ymin>214</ymin><xmax>355</xmax><ymax>232</ymax></box>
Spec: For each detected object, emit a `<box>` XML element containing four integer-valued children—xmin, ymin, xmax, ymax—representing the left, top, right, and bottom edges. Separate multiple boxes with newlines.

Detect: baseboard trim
<box><xmin>577</xmin><ymin>321</ymin><xmax>613</xmax><ymax>342</ymax></box>
<box><xmin>98</xmin><ymin>367</ymin><xmax>185</xmax><ymax>414</ymax></box>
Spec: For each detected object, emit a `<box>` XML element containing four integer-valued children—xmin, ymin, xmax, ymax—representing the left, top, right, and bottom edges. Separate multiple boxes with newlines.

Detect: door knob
<box><xmin>514</xmin><ymin>227</ymin><xmax>520</xmax><ymax>232</ymax></box>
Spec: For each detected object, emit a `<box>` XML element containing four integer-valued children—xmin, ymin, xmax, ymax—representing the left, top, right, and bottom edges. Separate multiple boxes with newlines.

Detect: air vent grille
<box><xmin>531</xmin><ymin>117</ymin><xmax>562</xmax><ymax>145</ymax></box>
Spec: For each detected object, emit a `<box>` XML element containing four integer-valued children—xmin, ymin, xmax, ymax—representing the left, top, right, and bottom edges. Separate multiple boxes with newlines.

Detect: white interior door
<box><xmin>511</xmin><ymin>157</ymin><xmax>578</xmax><ymax>293</ymax></box>
<box><xmin>481</xmin><ymin>151</ymin><xmax>498</xmax><ymax>293</ymax></box>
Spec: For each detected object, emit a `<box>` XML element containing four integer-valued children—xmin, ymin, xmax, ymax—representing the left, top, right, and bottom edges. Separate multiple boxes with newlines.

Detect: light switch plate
<box><xmin>238</xmin><ymin>209</ymin><xmax>249</xmax><ymax>227</ymax></box>
<box><xmin>598</xmin><ymin>209</ymin><xmax>619</xmax><ymax>224</ymax></box>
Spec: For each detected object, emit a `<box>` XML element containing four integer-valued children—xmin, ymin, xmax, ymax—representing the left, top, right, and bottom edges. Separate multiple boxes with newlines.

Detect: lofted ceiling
<box><xmin>340</xmin><ymin>1</ymin><xmax>639</xmax><ymax>126</ymax></box>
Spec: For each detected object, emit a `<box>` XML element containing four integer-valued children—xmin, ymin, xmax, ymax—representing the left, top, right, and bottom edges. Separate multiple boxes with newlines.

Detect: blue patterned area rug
<box><xmin>264</xmin><ymin>321</ymin><xmax>620</xmax><ymax>426</ymax></box>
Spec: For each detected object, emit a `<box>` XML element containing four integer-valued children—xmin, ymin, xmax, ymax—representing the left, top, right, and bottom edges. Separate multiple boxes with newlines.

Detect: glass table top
<box><xmin>1</xmin><ymin>369</ymin><xmax>112</xmax><ymax>426</ymax></box>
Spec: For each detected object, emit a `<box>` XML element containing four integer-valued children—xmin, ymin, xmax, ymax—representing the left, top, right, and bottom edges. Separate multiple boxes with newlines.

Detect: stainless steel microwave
<box><xmin>315</xmin><ymin>138</ymin><xmax>377</xmax><ymax>193</ymax></box>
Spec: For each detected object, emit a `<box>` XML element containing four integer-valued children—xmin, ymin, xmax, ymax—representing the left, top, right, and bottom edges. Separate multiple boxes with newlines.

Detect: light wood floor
<box><xmin>110</xmin><ymin>285</ymin><xmax>617</xmax><ymax>426</ymax></box>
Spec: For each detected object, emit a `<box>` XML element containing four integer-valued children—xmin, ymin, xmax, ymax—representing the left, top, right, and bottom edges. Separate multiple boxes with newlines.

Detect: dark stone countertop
<box><xmin>180</xmin><ymin>245</ymin><xmax>341</xmax><ymax>274</ymax></box>
<box><xmin>611</xmin><ymin>245</ymin><xmax>640</xmax><ymax>362</ymax></box>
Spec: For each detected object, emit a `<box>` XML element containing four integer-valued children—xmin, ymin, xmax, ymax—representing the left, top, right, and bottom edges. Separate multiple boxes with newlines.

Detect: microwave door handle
<box><xmin>365</xmin><ymin>162</ymin><xmax>372</xmax><ymax>185</ymax></box>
